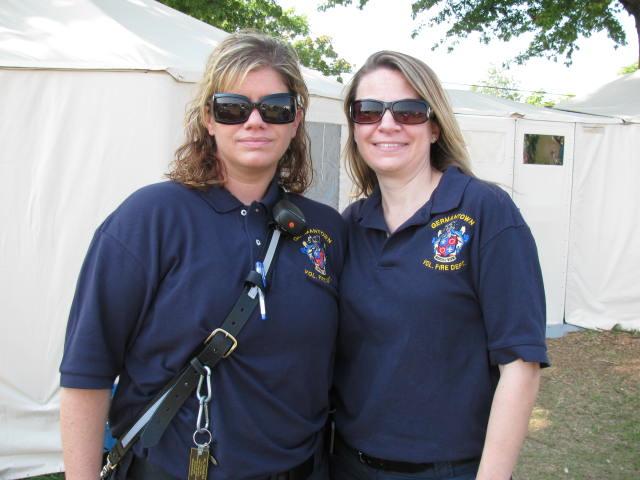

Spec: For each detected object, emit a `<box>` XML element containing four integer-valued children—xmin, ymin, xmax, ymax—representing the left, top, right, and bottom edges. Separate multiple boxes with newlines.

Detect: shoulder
<box><xmin>289</xmin><ymin>195</ymin><xmax>345</xmax><ymax>230</ymax></box>
<box><xmin>464</xmin><ymin>177</ymin><xmax>517</xmax><ymax>211</ymax></box>
<box><xmin>103</xmin><ymin>181</ymin><xmax>196</xmax><ymax>224</ymax></box>
<box><xmin>116</xmin><ymin>181</ymin><xmax>195</xmax><ymax>214</ymax></box>
<box><xmin>288</xmin><ymin>194</ymin><xmax>347</xmax><ymax>255</ymax></box>
<box><xmin>463</xmin><ymin>177</ymin><xmax>526</xmax><ymax>239</ymax></box>
<box><xmin>341</xmin><ymin>198</ymin><xmax>367</xmax><ymax>223</ymax></box>
<box><xmin>98</xmin><ymin>181</ymin><xmax>202</xmax><ymax>247</ymax></box>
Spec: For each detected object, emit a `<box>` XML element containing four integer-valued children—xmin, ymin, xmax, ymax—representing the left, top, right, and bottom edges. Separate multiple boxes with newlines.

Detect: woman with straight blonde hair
<box><xmin>59</xmin><ymin>31</ymin><xmax>344</xmax><ymax>480</ymax></box>
<box><xmin>331</xmin><ymin>51</ymin><xmax>548</xmax><ymax>480</ymax></box>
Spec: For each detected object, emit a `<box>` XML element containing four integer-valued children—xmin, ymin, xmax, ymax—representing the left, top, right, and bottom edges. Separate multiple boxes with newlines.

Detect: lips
<box><xmin>238</xmin><ymin>137</ymin><xmax>272</xmax><ymax>148</ymax></box>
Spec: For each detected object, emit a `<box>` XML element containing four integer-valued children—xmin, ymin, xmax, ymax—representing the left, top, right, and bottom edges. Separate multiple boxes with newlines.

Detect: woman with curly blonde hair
<box><xmin>168</xmin><ymin>32</ymin><xmax>312</xmax><ymax>194</ymax></box>
<box><xmin>60</xmin><ymin>32</ymin><xmax>344</xmax><ymax>480</ymax></box>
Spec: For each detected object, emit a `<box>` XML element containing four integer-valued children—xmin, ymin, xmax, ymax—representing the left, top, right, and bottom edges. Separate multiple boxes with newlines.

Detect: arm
<box><xmin>476</xmin><ymin>359</ymin><xmax>541</xmax><ymax>480</ymax></box>
<box><xmin>60</xmin><ymin>387</ymin><xmax>111</xmax><ymax>480</ymax></box>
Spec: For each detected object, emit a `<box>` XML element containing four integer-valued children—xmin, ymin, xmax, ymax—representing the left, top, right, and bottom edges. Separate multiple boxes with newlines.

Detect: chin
<box><xmin>237</xmin><ymin>157</ymin><xmax>280</xmax><ymax>172</ymax></box>
<box><xmin>368</xmin><ymin>160</ymin><xmax>407</xmax><ymax>174</ymax></box>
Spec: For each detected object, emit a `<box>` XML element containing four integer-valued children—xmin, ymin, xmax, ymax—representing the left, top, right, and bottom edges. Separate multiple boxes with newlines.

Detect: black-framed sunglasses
<box><xmin>350</xmin><ymin>99</ymin><xmax>432</xmax><ymax>125</ymax></box>
<box><xmin>211</xmin><ymin>93</ymin><xmax>297</xmax><ymax>125</ymax></box>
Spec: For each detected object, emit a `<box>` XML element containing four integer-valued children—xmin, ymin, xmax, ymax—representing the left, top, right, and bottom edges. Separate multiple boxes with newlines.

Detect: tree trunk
<box><xmin>619</xmin><ymin>0</ymin><xmax>640</xmax><ymax>68</ymax></box>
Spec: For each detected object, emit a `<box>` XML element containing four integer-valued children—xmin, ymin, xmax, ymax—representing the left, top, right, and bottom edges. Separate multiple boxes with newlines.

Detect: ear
<box><xmin>205</xmin><ymin>107</ymin><xmax>216</xmax><ymax>136</ymax></box>
<box><xmin>430</xmin><ymin>121</ymin><xmax>441</xmax><ymax>143</ymax></box>
<box><xmin>290</xmin><ymin>108</ymin><xmax>303</xmax><ymax>139</ymax></box>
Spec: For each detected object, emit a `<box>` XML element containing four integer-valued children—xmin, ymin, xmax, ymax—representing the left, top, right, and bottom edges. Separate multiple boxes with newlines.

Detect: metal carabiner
<box><xmin>196</xmin><ymin>396</ymin><xmax>210</xmax><ymax>431</ymax></box>
<box><xmin>196</xmin><ymin>365</ymin><xmax>212</xmax><ymax>403</ymax></box>
<box><xmin>195</xmin><ymin>365</ymin><xmax>212</xmax><ymax>431</ymax></box>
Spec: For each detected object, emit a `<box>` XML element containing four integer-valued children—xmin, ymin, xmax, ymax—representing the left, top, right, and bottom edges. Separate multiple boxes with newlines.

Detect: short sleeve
<box><xmin>59</xmin><ymin>229</ymin><xmax>151</xmax><ymax>388</ymax></box>
<box><xmin>477</xmin><ymin>225</ymin><xmax>550</xmax><ymax>367</ymax></box>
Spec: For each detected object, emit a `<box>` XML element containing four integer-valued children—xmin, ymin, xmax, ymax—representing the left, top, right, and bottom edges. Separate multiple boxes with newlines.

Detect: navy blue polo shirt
<box><xmin>334</xmin><ymin>166</ymin><xmax>548</xmax><ymax>463</ymax></box>
<box><xmin>60</xmin><ymin>179</ymin><xmax>346</xmax><ymax>479</ymax></box>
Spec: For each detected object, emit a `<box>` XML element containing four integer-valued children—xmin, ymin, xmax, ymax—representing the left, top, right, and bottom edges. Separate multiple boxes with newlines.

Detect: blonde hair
<box><xmin>168</xmin><ymin>31</ymin><xmax>312</xmax><ymax>192</ymax></box>
<box><xmin>343</xmin><ymin>50</ymin><xmax>472</xmax><ymax>197</ymax></box>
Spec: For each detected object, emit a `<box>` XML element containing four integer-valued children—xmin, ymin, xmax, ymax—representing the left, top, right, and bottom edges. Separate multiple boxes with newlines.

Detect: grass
<box><xmin>515</xmin><ymin>329</ymin><xmax>640</xmax><ymax>479</ymax></box>
<box><xmin>23</xmin><ymin>330</ymin><xmax>640</xmax><ymax>480</ymax></box>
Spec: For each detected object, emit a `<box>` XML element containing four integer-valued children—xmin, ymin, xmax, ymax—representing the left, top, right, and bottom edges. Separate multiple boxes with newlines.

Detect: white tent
<box><xmin>554</xmin><ymin>73</ymin><xmax>640</xmax><ymax>331</ymax></box>
<box><xmin>555</xmin><ymin>70</ymin><xmax>640</xmax><ymax>123</ymax></box>
<box><xmin>0</xmin><ymin>1</ymin><xmax>344</xmax><ymax>478</ymax></box>
<box><xmin>441</xmin><ymin>89</ymin><xmax>640</xmax><ymax>334</ymax></box>
<box><xmin>442</xmin><ymin>91</ymin><xmax>612</xmax><ymax>335</ymax></box>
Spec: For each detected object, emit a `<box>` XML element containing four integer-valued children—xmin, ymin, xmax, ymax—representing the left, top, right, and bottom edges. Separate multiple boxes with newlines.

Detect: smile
<box><xmin>374</xmin><ymin>142</ymin><xmax>407</xmax><ymax>150</ymax></box>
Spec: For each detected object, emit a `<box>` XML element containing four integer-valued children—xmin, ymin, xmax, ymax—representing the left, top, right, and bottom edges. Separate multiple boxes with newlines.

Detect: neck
<box><xmin>378</xmin><ymin>163</ymin><xmax>442</xmax><ymax>233</ymax></box>
<box><xmin>224</xmin><ymin>169</ymin><xmax>276</xmax><ymax>205</ymax></box>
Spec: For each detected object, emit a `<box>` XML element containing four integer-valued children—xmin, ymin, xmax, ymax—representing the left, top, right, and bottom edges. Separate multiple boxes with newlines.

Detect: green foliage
<box><xmin>292</xmin><ymin>35</ymin><xmax>353</xmax><ymax>82</ymax></box>
<box><xmin>524</xmin><ymin>91</ymin><xmax>558</xmax><ymax>108</ymax></box>
<box><xmin>618</xmin><ymin>62</ymin><xmax>639</xmax><ymax>74</ymax></box>
<box><xmin>319</xmin><ymin>0</ymin><xmax>368</xmax><ymax>11</ymax></box>
<box><xmin>471</xmin><ymin>66</ymin><xmax>523</xmax><ymax>101</ymax></box>
<box><xmin>320</xmin><ymin>0</ymin><xmax>640</xmax><ymax>67</ymax></box>
<box><xmin>159</xmin><ymin>0</ymin><xmax>352</xmax><ymax>80</ymax></box>
<box><xmin>471</xmin><ymin>66</ymin><xmax>569</xmax><ymax>107</ymax></box>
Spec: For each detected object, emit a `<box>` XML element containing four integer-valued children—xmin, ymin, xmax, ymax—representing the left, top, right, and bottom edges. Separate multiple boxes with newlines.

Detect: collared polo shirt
<box><xmin>60</xmin><ymin>179</ymin><xmax>346</xmax><ymax>479</ymax></box>
<box><xmin>334</xmin><ymin>166</ymin><xmax>548</xmax><ymax>463</ymax></box>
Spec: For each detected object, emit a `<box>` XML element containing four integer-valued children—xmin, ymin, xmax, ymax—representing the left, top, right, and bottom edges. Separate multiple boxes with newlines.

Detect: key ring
<box><xmin>193</xmin><ymin>428</ymin><xmax>212</xmax><ymax>448</ymax></box>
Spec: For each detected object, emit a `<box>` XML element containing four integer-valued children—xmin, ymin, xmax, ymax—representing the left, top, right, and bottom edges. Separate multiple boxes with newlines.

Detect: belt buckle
<box><xmin>205</xmin><ymin>328</ymin><xmax>238</xmax><ymax>357</ymax></box>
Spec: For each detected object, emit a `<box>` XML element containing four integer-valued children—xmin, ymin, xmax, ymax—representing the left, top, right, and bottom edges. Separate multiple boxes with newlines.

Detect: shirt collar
<box><xmin>431</xmin><ymin>166</ymin><xmax>471</xmax><ymax>215</ymax></box>
<box><xmin>356</xmin><ymin>166</ymin><xmax>471</xmax><ymax>231</ymax></box>
<box><xmin>357</xmin><ymin>186</ymin><xmax>386</xmax><ymax>231</ymax></box>
<box><xmin>199</xmin><ymin>177</ymin><xmax>281</xmax><ymax>214</ymax></box>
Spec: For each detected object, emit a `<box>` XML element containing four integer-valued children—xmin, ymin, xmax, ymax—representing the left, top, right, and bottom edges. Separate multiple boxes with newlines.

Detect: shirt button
<box><xmin>240</xmin><ymin>209</ymin><xmax>247</xmax><ymax>216</ymax></box>
<box><xmin>255</xmin><ymin>208</ymin><xmax>260</xmax><ymax>213</ymax></box>
<box><xmin>255</xmin><ymin>239</ymin><xmax>262</xmax><ymax>246</ymax></box>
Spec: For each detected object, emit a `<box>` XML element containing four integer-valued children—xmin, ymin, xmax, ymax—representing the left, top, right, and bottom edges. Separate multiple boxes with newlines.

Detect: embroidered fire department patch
<box><xmin>432</xmin><ymin>221</ymin><xmax>470</xmax><ymax>263</ymax></box>
<box><xmin>300</xmin><ymin>234</ymin><xmax>328</xmax><ymax>275</ymax></box>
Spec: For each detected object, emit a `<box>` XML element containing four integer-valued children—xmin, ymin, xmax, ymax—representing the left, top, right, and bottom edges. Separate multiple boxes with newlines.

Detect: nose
<box><xmin>243</xmin><ymin>107</ymin><xmax>265</xmax><ymax>127</ymax></box>
<box><xmin>378</xmin><ymin>109</ymin><xmax>399</xmax><ymax>129</ymax></box>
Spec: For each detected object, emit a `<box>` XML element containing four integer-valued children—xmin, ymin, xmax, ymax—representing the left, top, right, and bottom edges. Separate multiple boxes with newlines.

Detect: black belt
<box><xmin>128</xmin><ymin>454</ymin><xmax>315</xmax><ymax>480</ymax></box>
<box><xmin>335</xmin><ymin>434</ymin><xmax>478</xmax><ymax>474</ymax></box>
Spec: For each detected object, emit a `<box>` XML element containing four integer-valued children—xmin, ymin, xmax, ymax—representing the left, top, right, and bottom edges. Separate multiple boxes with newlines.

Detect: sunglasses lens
<box><xmin>214</xmin><ymin>97</ymin><xmax>251</xmax><ymax>124</ymax></box>
<box><xmin>213</xmin><ymin>94</ymin><xmax>296</xmax><ymax>124</ymax></box>
<box><xmin>351</xmin><ymin>99</ymin><xmax>431</xmax><ymax>125</ymax></box>
<box><xmin>259</xmin><ymin>95</ymin><xmax>296</xmax><ymax>124</ymax></box>
<box><xmin>351</xmin><ymin>100</ymin><xmax>384</xmax><ymax>124</ymax></box>
<box><xmin>391</xmin><ymin>100</ymin><xmax>430</xmax><ymax>125</ymax></box>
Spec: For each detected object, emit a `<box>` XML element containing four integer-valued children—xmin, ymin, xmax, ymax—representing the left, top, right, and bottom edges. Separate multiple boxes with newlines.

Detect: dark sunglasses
<box><xmin>212</xmin><ymin>93</ymin><xmax>297</xmax><ymax>125</ymax></box>
<box><xmin>350</xmin><ymin>99</ymin><xmax>432</xmax><ymax>125</ymax></box>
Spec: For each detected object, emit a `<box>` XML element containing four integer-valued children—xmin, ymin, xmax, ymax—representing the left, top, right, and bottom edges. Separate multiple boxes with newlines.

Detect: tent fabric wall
<box><xmin>456</xmin><ymin>115</ymin><xmax>515</xmax><ymax>195</ymax></box>
<box><xmin>0</xmin><ymin>68</ymin><xmax>195</xmax><ymax>478</ymax></box>
<box><xmin>555</xmin><ymin>72</ymin><xmax>640</xmax><ymax>330</ymax></box>
<box><xmin>565</xmin><ymin>123</ymin><xmax>640</xmax><ymax>330</ymax></box>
